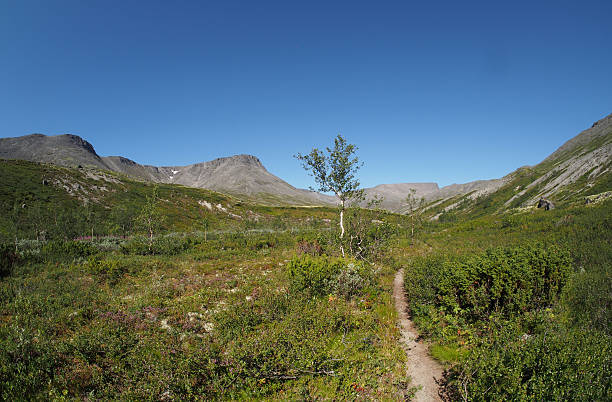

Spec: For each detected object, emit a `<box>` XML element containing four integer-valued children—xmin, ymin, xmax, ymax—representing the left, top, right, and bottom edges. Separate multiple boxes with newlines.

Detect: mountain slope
<box><xmin>2</xmin><ymin>113</ymin><xmax>610</xmax><ymax>213</ymax></box>
<box><xmin>0</xmin><ymin>134</ymin><xmax>336</xmax><ymax>207</ymax></box>
<box><xmin>361</xmin><ymin>179</ymin><xmax>509</xmax><ymax>213</ymax></box>
<box><xmin>426</xmin><ymin>113</ymin><xmax>612</xmax><ymax>218</ymax></box>
<box><xmin>0</xmin><ymin>134</ymin><xmax>107</xmax><ymax>169</ymax></box>
<box><xmin>362</xmin><ymin>183</ymin><xmax>439</xmax><ymax>211</ymax></box>
<box><xmin>165</xmin><ymin>155</ymin><xmax>337</xmax><ymax>206</ymax></box>
<box><xmin>359</xmin><ymin>113</ymin><xmax>611</xmax><ymax>216</ymax></box>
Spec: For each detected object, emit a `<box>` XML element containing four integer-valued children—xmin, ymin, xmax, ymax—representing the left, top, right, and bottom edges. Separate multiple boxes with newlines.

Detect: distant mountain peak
<box><xmin>209</xmin><ymin>154</ymin><xmax>264</xmax><ymax>167</ymax></box>
<box><xmin>0</xmin><ymin>133</ymin><xmax>335</xmax><ymax>206</ymax></box>
<box><xmin>2</xmin><ymin>112</ymin><xmax>609</xmax><ymax>211</ymax></box>
<box><xmin>57</xmin><ymin>134</ymin><xmax>98</xmax><ymax>155</ymax></box>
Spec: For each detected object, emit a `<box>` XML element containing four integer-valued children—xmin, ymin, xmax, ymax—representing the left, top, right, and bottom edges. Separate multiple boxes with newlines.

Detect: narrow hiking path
<box><xmin>394</xmin><ymin>269</ymin><xmax>443</xmax><ymax>401</ymax></box>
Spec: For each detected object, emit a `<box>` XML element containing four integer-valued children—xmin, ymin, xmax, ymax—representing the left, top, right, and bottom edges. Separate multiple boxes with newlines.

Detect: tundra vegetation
<box><xmin>0</xmin><ymin>157</ymin><xmax>610</xmax><ymax>400</ymax></box>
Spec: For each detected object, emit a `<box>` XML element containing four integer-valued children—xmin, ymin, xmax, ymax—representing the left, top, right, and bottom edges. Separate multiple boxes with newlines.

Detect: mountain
<box><xmin>359</xmin><ymin>113</ymin><xmax>611</xmax><ymax>215</ymax></box>
<box><xmin>160</xmin><ymin>155</ymin><xmax>337</xmax><ymax>205</ymax></box>
<box><xmin>504</xmin><ymin>112</ymin><xmax>612</xmax><ymax>206</ymax></box>
<box><xmin>362</xmin><ymin>183</ymin><xmax>439</xmax><ymax>211</ymax></box>
<box><xmin>425</xmin><ymin>112</ymin><xmax>612</xmax><ymax>218</ymax></box>
<box><xmin>361</xmin><ymin>179</ymin><xmax>510</xmax><ymax>213</ymax></box>
<box><xmin>0</xmin><ymin>134</ymin><xmax>336</xmax><ymax>207</ymax></box>
<box><xmin>0</xmin><ymin>134</ymin><xmax>108</xmax><ymax>170</ymax></box>
<box><xmin>2</xmin><ymin>113</ymin><xmax>610</xmax><ymax>213</ymax></box>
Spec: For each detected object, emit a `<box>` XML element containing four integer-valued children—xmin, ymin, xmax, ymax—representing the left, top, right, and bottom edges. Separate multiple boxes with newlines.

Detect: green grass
<box><xmin>1</xmin><ymin>156</ymin><xmax>610</xmax><ymax>400</ymax></box>
<box><xmin>430</xmin><ymin>343</ymin><xmax>468</xmax><ymax>365</ymax></box>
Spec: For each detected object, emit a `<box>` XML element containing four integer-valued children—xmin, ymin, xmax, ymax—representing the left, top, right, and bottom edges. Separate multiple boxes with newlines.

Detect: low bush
<box><xmin>286</xmin><ymin>255</ymin><xmax>372</xmax><ymax>298</ymax></box>
<box><xmin>295</xmin><ymin>239</ymin><xmax>323</xmax><ymax>256</ymax></box>
<box><xmin>87</xmin><ymin>255</ymin><xmax>126</xmax><ymax>283</ymax></box>
<box><xmin>0</xmin><ymin>243</ymin><xmax>17</xmax><ymax>278</ymax></box>
<box><xmin>41</xmin><ymin>240</ymin><xmax>97</xmax><ymax>260</ymax></box>
<box><xmin>120</xmin><ymin>234</ymin><xmax>196</xmax><ymax>255</ymax></box>
<box><xmin>333</xmin><ymin>261</ymin><xmax>375</xmax><ymax>298</ymax></box>
<box><xmin>405</xmin><ymin>243</ymin><xmax>571</xmax><ymax>323</ymax></box>
<box><xmin>287</xmin><ymin>255</ymin><xmax>344</xmax><ymax>296</ymax></box>
<box><xmin>342</xmin><ymin>209</ymin><xmax>397</xmax><ymax>261</ymax></box>
<box><xmin>562</xmin><ymin>263</ymin><xmax>612</xmax><ymax>335</ymax></box>
<box><xmin>443</xmin><ymin>318</ymin><xmax>612</xmax><ymax>401</ymax></box>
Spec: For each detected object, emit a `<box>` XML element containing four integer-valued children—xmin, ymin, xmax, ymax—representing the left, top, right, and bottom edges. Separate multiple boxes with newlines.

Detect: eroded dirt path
<box><xmin>394</xmin><ymin>269</ymin><xmax>443</xmax><ymax>401</ymax></box>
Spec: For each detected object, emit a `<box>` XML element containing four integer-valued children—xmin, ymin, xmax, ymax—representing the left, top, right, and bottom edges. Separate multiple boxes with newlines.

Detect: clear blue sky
<box><xmin>1</xmin><ymin>1</ymin><xmax>611</xmax><ymax>189</ymax></box>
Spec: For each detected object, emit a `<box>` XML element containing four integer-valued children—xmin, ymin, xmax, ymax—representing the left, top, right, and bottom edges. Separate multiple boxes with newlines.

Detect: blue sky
<box><xmin>1</xmin><ymin>1</ymin><xmax>611</xmax><ymax>189</ymax></box>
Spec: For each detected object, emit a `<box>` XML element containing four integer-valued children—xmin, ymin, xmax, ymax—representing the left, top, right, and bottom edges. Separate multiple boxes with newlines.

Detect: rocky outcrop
<box><xmin>537</xmin><ymin>198</ymin><xmax>555</xmax><ymax>210</ymax></box>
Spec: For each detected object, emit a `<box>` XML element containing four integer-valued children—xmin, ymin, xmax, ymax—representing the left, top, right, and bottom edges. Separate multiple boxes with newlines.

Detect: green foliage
<box><xmin>87</xmin><ymin>255</ymin><xmax>126</xmax><ymax>282</ymax></box>
<box><xmin>0</xmin><ymin>227</ymin><xmax>408</xmax><ymax>400</ymax></box>
<box><xmin>120</xmin><ymin>234</ymin><xmax>197</xmax><ymax>256</ymax></box>
<box><xmin>404</xmin><ymin>188</ymin><xmax>426</xmax><ymax>238</ymax></box>
<box><xmin>286</xmin><ymin>255</ymin><xmax>344</xmax><ymax>296</ymax></box>
<box><xmin>429</xmin><ymin>343</ymin><xmax>467</xmax><ymax>364</ymax></box>
<box><xmin>406</xmin><ymin>243</ymin><xmax>571</xmax><ymax>323</ymax></box>
<box><xmin>134</xmin><ymin>185</ymin><xmax>164</xmax><ymax>250</ymax></box>
<box><xmin>562</xmin><ymin>263</ymin><xmax>611</xmax><ymax>334</ymax></box>
<box><xmin>295</xmin><ymin>134</ymin><xmax>362</xmax><ymax>203</ymax></box>
<box><xmin>342</xmin><ymin>207</ymin><xmax>397</xmax><ymax>261</ymax></box>
<box><xmin>444</xmin><ymin>319</ymin><xmax>612</xmax><ymax>401</ymax></box>
<box><xmin>295</xmin><ymin>134</ymin><xmax>364</xmax><ymax>257</ymax></box>
<box><xmin>402</xmin><ymin>200</ymin><xmax>611</xmax><ymax>399</ymax></box>
<box><xmin>332</xmin><ymin>261</ymin><xmax>375</xmax><ymax>299</ymax></box>
<box><xmin>286</xmin><ymin>255</ymin><xmax>372</xmax><ymax>298</ymax></box>
<box><xmin>0</xmin><ymin>243</ymin><xmax>17</xmax><ymax>278</ymax></box>
<box><xmin>41</xmin><ymin>240</ymin><xmax>97</xmax><ymax>260</ymax></box>
<box><xmin>215</xmin><ymin>295</ymin><xmax>347</xmax><ymax>390</ymax></box>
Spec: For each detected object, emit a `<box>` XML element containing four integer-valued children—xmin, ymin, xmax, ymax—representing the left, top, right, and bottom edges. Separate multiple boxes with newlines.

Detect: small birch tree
<box><xmin>295</xmin><ymin>134</ymin><xmax>363</xmax><ymax>257</ymax></box>
<box><xmin>136</xmin><ymin>185</ymin><xmax>163</xmax><ymax>251</ymax></box>
<box><xmin>404</xmin><ymin>189</ymin><xmax>426</xmax><ymax>239</ymax></box>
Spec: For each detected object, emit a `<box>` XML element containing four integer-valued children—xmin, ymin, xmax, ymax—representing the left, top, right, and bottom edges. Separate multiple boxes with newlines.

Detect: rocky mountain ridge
<box><xmin>0</xmin><ymin>134</ymin><xmax>337</xmax><ymax>206</ymax></box>
<box><xmin>1</xmin><ymin>112</ymin><xmax>610</xmax><ymax>211</ymax></box>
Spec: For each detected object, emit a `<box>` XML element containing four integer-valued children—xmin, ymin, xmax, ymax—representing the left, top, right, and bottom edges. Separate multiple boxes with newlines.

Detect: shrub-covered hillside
<box><xmin>0</xmin><ymin>159</ymin><xmax>343</xmax><ymax>242</ymax></box>
<box><xmin>403</xmin><ymin>198</ymin><xmax>612</xmax><ymax>400</ymax></box>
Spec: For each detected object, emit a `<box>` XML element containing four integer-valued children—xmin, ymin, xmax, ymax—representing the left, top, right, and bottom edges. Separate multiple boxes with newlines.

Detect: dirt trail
<box><xmin>394</xmin><ymin>269</ymin><xmax>443</xmax><ymax>401</ymax></box>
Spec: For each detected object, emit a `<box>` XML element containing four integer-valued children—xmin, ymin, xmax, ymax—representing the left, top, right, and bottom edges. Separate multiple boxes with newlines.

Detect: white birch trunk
<box><xmin>340</xmin><ymin>200</ymin><xmax>345</xmax><ymax>257</ymax></box>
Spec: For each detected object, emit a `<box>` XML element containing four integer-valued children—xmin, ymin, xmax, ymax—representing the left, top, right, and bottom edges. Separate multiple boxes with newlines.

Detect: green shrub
<box><xmin>153</xmin><ymin>234</ymin><xmax>195</xmax><ymax>255</ymax></box>
<box><xmin>218</xmin><ymin>298</ymin><xmax>350</xmax><ymax>396</ymax></box>
<box><xmin>333</xmin><ymin>261</ymin><xmax>375</xmax><ymax>298</ymax></box>
<box><xmin>41</xmin><ymin>240</ymin><xmax>96</xmax><ymax>260</ymax></box>
<box><xmin>563</xmin><ymin>263</ymin><xmax>612</xmax><ymax>335</ymax></box>
<box><xmin>341</xmin><ymin>209</ymin><xmax>397</xmax><ymax>261</ymax></box>
<box><xmin>120</xmin><ymin>234</ymin><xmax>195</xmax><ymax>255</ymax></box>
<box><xmin>444</xmin><ymin>320</ymin><xmax>612</xmax><ymax>401</ymax></box>
<box><xmin>0</xmin><ymin>323</ymin><xmax>58</xmax><ymax>400</ymax></box>
<box><xmin>120</xmin><ymin>236</ymin><xmax>150</xmax><ymax>254</ymax></box>
<box><xmin>0</xmin><ymin>243</ymin><xmax>17</xmax><ymax>278</ymax></box>
<box><xmin>247</xmin><ymin>234</ymin><xmax>277</xmax><ymax>250</ymax></box>
<box><xmin>287</xmin><ymin>255</ymin><xmax>344</xmax><ymax>296</ymax></box>
<box><xmin>87</xmin><ymin>255</ymin><xmax>126</xmax><ymax>282</ymax></box>
<box><xmin>212</xmin><ymin>291</ymin><xmax>391</xmax><ymax>399</ymax></box>
<box><xmin>406</xmin><ymin>243</ymin><xmax>571</xmax><ymax>323</ymax></box>
<box><xmin>286</xmin><ymin>255</ymin><xmax>372</xmax><ymax>298</ymax></box>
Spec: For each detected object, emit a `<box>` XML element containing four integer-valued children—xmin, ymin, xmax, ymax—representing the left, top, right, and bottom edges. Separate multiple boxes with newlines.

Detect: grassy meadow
<box><xmin>0</xmin><ymin>158</ymin><xmax>610</xmax><ymax>400</ymax></box>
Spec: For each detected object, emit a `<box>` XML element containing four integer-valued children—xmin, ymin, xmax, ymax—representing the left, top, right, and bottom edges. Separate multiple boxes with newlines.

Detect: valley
<box><xmin>0</xmin><ymin>115</ymin><xmax>610</xmax><ymax>400</ymax></box>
